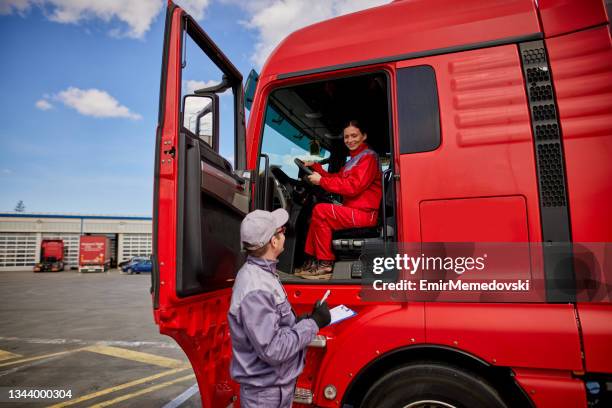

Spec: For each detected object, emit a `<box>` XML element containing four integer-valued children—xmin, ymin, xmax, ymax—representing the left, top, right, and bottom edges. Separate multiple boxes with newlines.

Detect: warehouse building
<box><xmin>0</xmin><ymin>213</ymin><xmax>152</xmax><ymax>271</ymax></box>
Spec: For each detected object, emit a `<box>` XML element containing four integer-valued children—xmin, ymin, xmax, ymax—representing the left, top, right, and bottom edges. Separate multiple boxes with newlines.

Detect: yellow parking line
<box><xmin>47</xmin><ymin>367</ymin><xmax>191</xmax><ymax>408</ymax></box>
<box><xmin>0</xmin><ymin>349</ymin><xmax>22</xmax><ymax>362</ymax></box>
<box><xmin>0</xmin><ymin>348</ymin><xmax>83</xmax><ymax>368</ymax></box>
<box><xmin>83</xmin><ymin>345</ymin><xmax>186</xmax><ymax>368</ymax></box>
<box><xmin>89</xmin><ymin>374</ymin><xmax>196</xmax><ymax>407</ymax></box>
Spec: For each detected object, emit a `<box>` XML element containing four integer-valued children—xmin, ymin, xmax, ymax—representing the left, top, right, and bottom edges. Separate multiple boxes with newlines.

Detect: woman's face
<box><xmin>343</xmin><ymin>125</ymin><xmax>367</xmax><ymax>151</ymax></box>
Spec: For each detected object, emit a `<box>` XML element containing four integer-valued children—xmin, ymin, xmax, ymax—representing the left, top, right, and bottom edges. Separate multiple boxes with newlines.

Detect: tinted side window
<box><xmin>397</xmin><ymin>65</ymin><xmax>440</xmax><ymax>154</ymax></box>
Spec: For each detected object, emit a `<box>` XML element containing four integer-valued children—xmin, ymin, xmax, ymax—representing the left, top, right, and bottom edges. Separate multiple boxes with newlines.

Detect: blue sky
<box><xmin>0</xmin><ymin>0</ymin><xmax>385</xmax><ymax>215</ymax></box>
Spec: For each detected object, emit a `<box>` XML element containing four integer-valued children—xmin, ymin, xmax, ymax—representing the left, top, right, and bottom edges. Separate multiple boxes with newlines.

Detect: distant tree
<box><xmin>14</xmin><ymin>200</ymin><xmax>25</xmax><ymax>212</ymax></box>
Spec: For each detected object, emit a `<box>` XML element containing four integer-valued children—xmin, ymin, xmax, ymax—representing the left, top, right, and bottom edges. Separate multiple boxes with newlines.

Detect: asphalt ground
<box><xmin>0</xmin><ymin>269</ymin><xmax>202</xmax><ymax>408</ymax></box>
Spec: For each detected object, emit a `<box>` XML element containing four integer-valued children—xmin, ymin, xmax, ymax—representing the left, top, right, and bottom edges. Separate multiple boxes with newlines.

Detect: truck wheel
<box><xmin>361</xmin><ymin>363</ymin><xmax>508</xmax><ymax>408</ymax></box>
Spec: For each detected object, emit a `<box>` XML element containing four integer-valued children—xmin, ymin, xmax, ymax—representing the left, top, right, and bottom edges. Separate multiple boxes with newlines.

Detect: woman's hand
<box><xmin>303</xmin><ymin>161</ymin><xmax>315</xmax><ymax>167</ymax></box>
<box><xmin>307</xmin><ymin>172</ymin><xmax>322</xmax><ymax>185</ymax></box>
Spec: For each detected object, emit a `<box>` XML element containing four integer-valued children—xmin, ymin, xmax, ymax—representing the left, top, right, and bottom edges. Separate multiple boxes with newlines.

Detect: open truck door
<box><xmin>153</xmin><ymin>2</ymin><xmax>249</xmax><ymax>406</ymax></box>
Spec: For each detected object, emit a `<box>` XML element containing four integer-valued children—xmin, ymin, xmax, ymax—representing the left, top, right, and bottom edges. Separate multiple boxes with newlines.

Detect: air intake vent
<box><xmin>527</xmin><ymin>67</ymin><xmax>550</xmax><ymax>83</ymax></box>
<box><xmin>519</xmin><ymin>41</ymin><xmax>569</xmax><ymax>210</ymax></box>
<box><xmin>537</xmin><ymin>143</ymin><xmax>566</xmax><ymax>207</ymax></box>
<box><xmin>522</xmin><ymin>47</ymin><xmax>546</xmax><ymax>64</ymax></box>
<box><xmin>535</xmin><ymin>124</ymin><xmax>559</xmax><ymax>141</ymax></box>
<box><xmin>532</xmin><ymin>104</ymin><xmax>556</xmax><ymax>121</ymax></box>
<box><xmin>519</xmin><ymin>40</ymin><xmax>574</xmax><ymax>303</ymax></box>
<box><xmin>529</xmin><ymin>85</ymin><xmax>553</xmax><ymax>102</ymax></box>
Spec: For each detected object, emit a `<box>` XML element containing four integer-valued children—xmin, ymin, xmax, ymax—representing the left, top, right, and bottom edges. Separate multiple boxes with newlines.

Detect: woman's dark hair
<box><xmin>343</xmin><ymin>119</ymin><xmax>367</xmax><ymax>135</ymax></box>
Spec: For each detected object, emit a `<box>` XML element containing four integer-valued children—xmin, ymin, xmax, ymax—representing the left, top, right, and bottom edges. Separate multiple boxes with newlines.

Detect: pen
<box><xmin>320</xmin><ymin>289</ymin><xmax>330</xmax><ymax>304</ymax></box>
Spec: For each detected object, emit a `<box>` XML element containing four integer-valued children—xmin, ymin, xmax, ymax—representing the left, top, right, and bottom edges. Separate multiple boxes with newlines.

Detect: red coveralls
<box><xmin>304</xmin><ymin>143</ymin><xmax>382</xmax><ymax>261</ymax></box>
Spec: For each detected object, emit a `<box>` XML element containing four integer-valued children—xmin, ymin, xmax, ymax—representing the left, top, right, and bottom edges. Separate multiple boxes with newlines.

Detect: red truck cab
<box><xmin>33</xmin><ymin>239</ymin><xmax>64</xmax><ymax>272</ymax></box>
<box><xmin>153</xmin><ymin>0</ymin><xmax>612</xmax><ymax>406</ymax></box>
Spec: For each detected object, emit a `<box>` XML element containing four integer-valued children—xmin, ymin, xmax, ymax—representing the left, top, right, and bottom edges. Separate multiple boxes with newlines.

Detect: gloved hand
<box><xmin>310</xmin><ymin>301</ymin><xmax>331</xmax><ymax>329</ymax></box>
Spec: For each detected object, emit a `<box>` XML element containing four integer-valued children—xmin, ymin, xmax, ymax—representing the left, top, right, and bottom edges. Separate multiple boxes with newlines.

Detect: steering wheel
<box><xmin>294</xmin><ymin>158</ymin><xmax>313</xmax><ymax>176</ymax></box>
<box><xmin>293</xmin><ymin>158</ymin><xmax>342</xmax><ymax>205</ymax></box>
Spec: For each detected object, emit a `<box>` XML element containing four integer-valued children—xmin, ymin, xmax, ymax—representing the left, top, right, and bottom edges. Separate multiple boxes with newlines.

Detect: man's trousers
<box><xmin>240</xmin><ymin>381</ymin><xmax>295</xmax><ymax>408</ymax></box>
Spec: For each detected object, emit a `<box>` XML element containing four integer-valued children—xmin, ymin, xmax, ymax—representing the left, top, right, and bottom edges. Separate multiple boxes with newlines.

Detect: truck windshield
<box><xmin>260</xmin><ymin>103</ymin><xmax>329</xmax><ymax>179</ymax></box>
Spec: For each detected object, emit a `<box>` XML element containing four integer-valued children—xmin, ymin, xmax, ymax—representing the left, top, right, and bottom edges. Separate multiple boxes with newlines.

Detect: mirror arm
<box><xmin>194</xmin><ymin>74</ymin><xmax>233</xmax><ymax>94</ymax></box>
<box><xmin>260</xmin><ymin>153</ymin><xmax>271</xmax><ymax>211</ymax></box>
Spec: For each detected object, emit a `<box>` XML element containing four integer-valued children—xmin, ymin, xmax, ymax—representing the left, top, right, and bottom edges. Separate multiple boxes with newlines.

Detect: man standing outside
<box><xmin>229</xmin><ymin>208</ymin><xmax>331</xmax><ymax>407</ymax></box>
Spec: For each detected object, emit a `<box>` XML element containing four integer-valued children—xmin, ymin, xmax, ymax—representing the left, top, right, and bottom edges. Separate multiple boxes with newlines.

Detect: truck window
<box><xmin>397</xmin><ymin>65</ymin><xmax>441</xmax><ymax>154</ymax></box>
<box><xmin>257</xmin><ymin>72</ymin><xmax>394</xmax><ymax>280</ymax></box>
<box><xmin>181</xmin><ymin>24</ymin><xmax>236</xmax><ymax>165</ymax></box>
<box><xmin>260</xmin><ymin>106</ymin><xmax>330</xmax><ymax>180</ymax></box>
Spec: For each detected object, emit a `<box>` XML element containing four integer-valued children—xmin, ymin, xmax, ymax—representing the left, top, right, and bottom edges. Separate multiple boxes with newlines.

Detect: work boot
<box><xmin>301</xmin><ymin>260</ymin><xmax>333</xmax><ymax>280</ymax></box>
<box><xmin>294</xmin><ymin>257</ymin><xmax>316</xmax><ymax>276</ymax></box>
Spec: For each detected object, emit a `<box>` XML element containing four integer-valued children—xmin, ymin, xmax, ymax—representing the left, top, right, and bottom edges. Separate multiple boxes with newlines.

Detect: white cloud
<box><xmin>0</xmin><ymin>0</ymin><xmax>166</xmax><ymax>38</ymax></box>
<box><xmin>55</xmin><ymin>87</ymin><xmax>142</xmax><ymax>120</ymax></box>
<box><xmin>175</xmin><ymin>0</ymin><xmax>211</xmax><ymax>21</ymax></box>
<box><xmin>35</xmin><ymin>99</ymin><xmax>53</xmax><ymax>111</ymax></box>
<box><xmin>0</xmin><ymin>0</ymin><xmax>31</xmax><ymax>15</ymax></box>
<box><xmin>224</xmin><ymin>0</ymin><xmax>389</xmax><ymax>67</ymax></box>
<box><xmin>1</xmin><ymin>169</ymin><xmax>13</xmax><ymax>175</ymax></box>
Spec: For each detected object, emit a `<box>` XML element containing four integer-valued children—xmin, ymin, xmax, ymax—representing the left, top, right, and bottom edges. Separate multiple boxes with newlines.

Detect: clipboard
<box><xmin>329</xmin><ymin>305</ymin><xmax>357</xmax><ymax>325</ymax></box>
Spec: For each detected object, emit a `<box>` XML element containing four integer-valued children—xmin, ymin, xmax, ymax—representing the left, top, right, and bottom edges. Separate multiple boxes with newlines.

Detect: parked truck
<box><xmin>33</xmin><ymin>239</ymin><xmax>64</xmax><ymax>272</ymax></box>
<box><xmin>78</xmin><ymin>235</ymin><xmax>110</xmax><ymax>273</ymax></box>
<box><xmin>153</xmin><ymin>0</ymin><xmax>612</xmax><ymax>407</ymax></box>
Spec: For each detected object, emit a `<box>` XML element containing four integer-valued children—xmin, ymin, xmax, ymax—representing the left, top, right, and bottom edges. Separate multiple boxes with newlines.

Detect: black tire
<box><xmin>361</xmin><ymin>363</ymin><xmax>508</xmax><ymax>408</ymax></box>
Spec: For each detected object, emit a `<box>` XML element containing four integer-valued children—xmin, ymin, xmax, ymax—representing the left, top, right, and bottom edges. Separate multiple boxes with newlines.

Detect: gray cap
<box><xmin>240</xmin><ymin>208</ymin><xmax>289</xmax><ymax>250</ymax></box>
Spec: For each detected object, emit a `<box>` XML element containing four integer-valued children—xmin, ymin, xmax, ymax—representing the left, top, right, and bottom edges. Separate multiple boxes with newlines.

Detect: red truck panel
<box><xmin>295</xmin><ymin>301</ymin><xmax>425</xmax><ymax>408</ymax></box>
<box><xmin>426</xmin><ymin>303</ymin><xmax>583</xmax><ymax>370</ymax></box>
<box><xmin>513</xmin><ymin>368</ymin><xmax>587</xmax><ymax>408</ymax></box>
<box><xmin>547</xmin><ymin>31</ymin><xmax>612</xmax><ymax>373</ymax></box>
<box><xmin>545</xmin><ymin>26</ymin><xmax>612</xmax><ymax>243</ymax></box>
<box><xmin>577</xmin><ymin>304</ymin><xmax>612</xmax><ymax>373</ymax></box>
<box><xmin>538</xmin><ymin>0</ymin><xmax>609</xmax><ymax>38</ymax></box>
<box><xmin>395</xmin><ymin>45</ymin><xmax>543</xmax><ymax>244</ymax></box>
<box><xmin>420</xmin><ymin>196</ymin><xmax>530</xmax><ymax>242</ymax></box>
<box><xmin>261</xmin><ymin>0</ymin><xmax>540</xmax><ymax>77</ymax></box>
<box><xmin>79</xmin><ymin>236</ymin><xmax>110</xmax><ymax>266</ymax></box>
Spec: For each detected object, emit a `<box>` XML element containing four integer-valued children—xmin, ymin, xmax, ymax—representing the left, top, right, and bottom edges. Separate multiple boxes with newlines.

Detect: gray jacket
<box><xmin>228</xmin><ymin>256</ymin><xmax>319</xmax><ymax>387</ymax></box>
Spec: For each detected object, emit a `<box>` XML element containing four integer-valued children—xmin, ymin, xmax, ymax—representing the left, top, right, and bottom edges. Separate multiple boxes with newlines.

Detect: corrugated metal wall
<box><xmin>0</xmin><ymin>215</ymin><xmax>152</xmax><ymax>271</ymax></box>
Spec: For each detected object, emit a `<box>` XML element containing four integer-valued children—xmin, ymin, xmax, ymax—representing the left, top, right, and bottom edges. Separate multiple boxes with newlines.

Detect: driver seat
<box><xmin>331</xmin><ymin>169</ymin><xmax>394</xmax><ymax>260</ymax></box>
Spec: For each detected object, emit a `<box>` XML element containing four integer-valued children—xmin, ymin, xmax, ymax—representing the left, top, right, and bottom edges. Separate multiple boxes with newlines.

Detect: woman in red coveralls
<box><xmin>296</xmin><ymin>120</ymin><xmax>382</xmax><ymax>279</ymax></box>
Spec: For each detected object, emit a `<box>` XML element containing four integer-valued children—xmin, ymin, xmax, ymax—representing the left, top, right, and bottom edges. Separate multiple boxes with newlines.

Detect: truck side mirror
<box><xmin>245</xmin><ymin>69</ymin><xmax>259</xmax><ymax>110</ymax></box>
<box><xmin>182</xmin><ymin>94</ymin><xmax>219</xmax><ymax>150</ymax></box>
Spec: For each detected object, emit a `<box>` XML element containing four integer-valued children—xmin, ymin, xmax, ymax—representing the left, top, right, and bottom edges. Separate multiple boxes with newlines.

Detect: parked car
<box><xmin>122</xmin><ymin>259</ymin><xmax>152</xmax><ymax>274</ymax></box>
<box><xmin>119</xmin><ymin>256</ymin><xmax>148</xmax><ymax>270</ymax></box>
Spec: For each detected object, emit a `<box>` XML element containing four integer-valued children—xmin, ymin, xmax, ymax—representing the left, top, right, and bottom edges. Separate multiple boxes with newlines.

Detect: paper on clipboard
<box><xmin>329</xmin><ymin>305</ymin><xmax>357</xmax><ymax>325</ymax></box>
